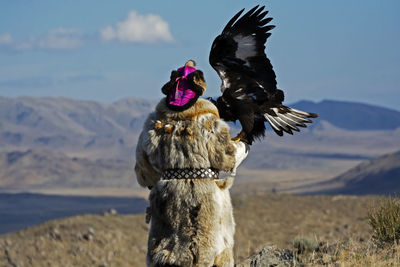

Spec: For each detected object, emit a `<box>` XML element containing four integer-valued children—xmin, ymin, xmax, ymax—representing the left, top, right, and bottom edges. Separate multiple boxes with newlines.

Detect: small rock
<box><xmin>70</xmin><ymin>246</ymin><xmax>84</xmax><ymax>255</ymax></box>
<box><xmin>88</xmin><ymin>227</ymin><xmax>95</xmax><ymax>235</ymax></box>
<box><xmin>237</xmin><ymin>245</ymin><xmax>299</xmax><ymax>267</ymax></box>
<box><xmin>322</xmin><ymin>254</ymin><xmax>332</xmax><ymax>264</ymax></box>
<box><xmin>76</xmin><ymin>231</ymin><xmax>83</xmax><ymax>240</ymax></box>
<box><xmin>82</xmin><ymin>226</ymin><xmax>95</xmax><ymax>241</ymax></box>
<box><xmin>83</xmin><ymin>233</ymin><xmax>93</xmax><ymax>241</ymax></box>
<box><xmin>109</xmin><ymin>208</ymin><xmax>118</xmax><ymax>215</ymax></box>
<box><xmin>50</xmin><ymin>227</ymin><xmax>62</xmax><ymax>240</ymax></box>
<box><xmin>102</xmin><ymin>208</ymin><xmax>118</xmax><ymax>216</ymax></box>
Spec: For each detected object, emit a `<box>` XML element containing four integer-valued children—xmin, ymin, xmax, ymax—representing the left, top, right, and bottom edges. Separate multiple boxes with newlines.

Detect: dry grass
<box><xmin>233</xmin><ymin>193</ymin><xmax>374</xmax><ymax>262</ymax></box>
<box><xmin>2</xmin><ymin>193</ymin><xmax>399</xmax><ymax>266</ymax></box>
<box><xmin>295</xmin><ymin>237</ymin><xmax>400</xmax><ymax>266</ymax></box>
<box><xmin>368</xmin><ymin>196</ymin><xmax>400</xmax><ymax>245</ymax></box>
<box><xmin>0</xmin><ymin>214</ymin><xmax>149</xmax><ymax>267</ymax></box>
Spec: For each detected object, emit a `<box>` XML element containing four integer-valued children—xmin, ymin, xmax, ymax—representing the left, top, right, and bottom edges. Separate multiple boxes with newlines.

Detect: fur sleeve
<box><xmin>205</xmin><ymin>118</ymin><xmax>237</xmax><ymax>172</ymax></box>
<box><xmin>134</xmin><ymin>113</ymin><xmax>162</xmax><ymax>188</ymax></box>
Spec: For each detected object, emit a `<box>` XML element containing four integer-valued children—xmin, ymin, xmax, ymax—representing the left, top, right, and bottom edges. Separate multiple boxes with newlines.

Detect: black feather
<box><xmin>222</xmin><ymin>8</ymin><xmax>245</xmax><ymax>32</ymax></box>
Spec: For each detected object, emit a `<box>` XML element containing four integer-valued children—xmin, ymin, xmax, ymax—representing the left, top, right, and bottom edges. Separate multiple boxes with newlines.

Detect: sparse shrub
<box><xmin>293</xmin><ymin>236</ymin><xmax>319</xmax><ymax>254</ymax></box>
<box><xmin>368</xmin><ymin>196</ymin><xmax>400</xmax><ymax>245</ymax></box>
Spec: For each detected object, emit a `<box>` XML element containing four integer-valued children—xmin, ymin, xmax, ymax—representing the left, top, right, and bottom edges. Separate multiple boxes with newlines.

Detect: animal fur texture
<box><xmin>135</xmin><ymin>97</ymin><xmax>247</xmax><ymax>266</ymax></box>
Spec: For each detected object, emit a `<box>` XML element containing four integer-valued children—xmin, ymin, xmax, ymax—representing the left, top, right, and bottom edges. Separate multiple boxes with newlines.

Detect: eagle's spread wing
<box><xmin>209</xmin><ymin>6</ymin><xmax>317</xmax><ymax>143</ymax></box>
<box><xmin>209</xmin><ymin>5</ymin><xmax>278</xmax><ymax>99</ymax></box>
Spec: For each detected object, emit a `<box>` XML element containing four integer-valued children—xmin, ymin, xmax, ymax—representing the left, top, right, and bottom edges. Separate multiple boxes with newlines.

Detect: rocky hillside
<box><xmin>0</xmin><ymin>96</ymin><xmax>156</xmax><ymax>160</ymax></box>
<box><xmin>0</xmin><ymin>193</ymin><xmax>375</xmax><ymax>266</ymax></box>
<box><xmin>1</xmin><ymin>96</ymin><xmax>399</xmax><ymax>161</ymax></box>
<box><xmin>307</xmin><ymin>150</ymin><xmax>400</xmax><ymax>195</ymax></box>
<box><xmin>1</xmin><ymin>96</ymin><xmax>400</xmax><ymax>196</ymax></box>
<box><xmin>0</xmin><ymin>149</ymin><xmax>139</xmax><ymax>190</ymax></box>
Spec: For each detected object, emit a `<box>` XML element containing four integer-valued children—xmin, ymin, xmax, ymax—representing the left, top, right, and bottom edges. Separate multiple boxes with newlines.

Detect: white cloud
<box><xmin>100</xmin><ymin>26</ymin><xmax>116</xmax><ymax>41</ymax></box>
<box><xmin>100</xmin><ymin>11</ymin><xmax>174</xmax><ymax>43</ymax></box>
<box><xmin>0</xmin><ymin>28</ymin><xmax>84</xmax><ymax>51</ymax></box>
<box><xmin>0</xmin><ymin>33</ymin><xmax>13</xmax><ymax>45</ymax></box>
<box><xmin>37</xmin><ymin>28</ymin><xmax>84</xmax><ymax>50</ymax></box>
<box><xmin>1</xmin><ymin>11</ymin><xmax>174</xmax><ymax>52</ymax></box>
<box><xmin>14</xmin><ymin>41</ymin><xmax>34</xmax><ymax>51</ymax></box>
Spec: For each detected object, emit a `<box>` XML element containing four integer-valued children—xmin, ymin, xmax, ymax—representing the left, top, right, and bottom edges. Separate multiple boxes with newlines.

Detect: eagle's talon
<box><xmin>232</xmin><ymin>130</ymin><xmax>248</xmax><ymax>143</ymax></box>
<box><xmin>231</xmin><ymin>136</ymin><xmax>241</xmax><ymax>142</ymax></box>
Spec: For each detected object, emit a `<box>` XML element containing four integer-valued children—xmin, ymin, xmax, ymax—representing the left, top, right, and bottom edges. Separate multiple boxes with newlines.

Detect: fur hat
<box><xmin>161</xmin><ymin>60</ymin><xmax>206</xmax><ymax>111</ymax></box>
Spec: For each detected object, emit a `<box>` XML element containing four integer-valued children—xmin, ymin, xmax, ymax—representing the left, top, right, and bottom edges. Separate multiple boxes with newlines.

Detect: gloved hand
<box><xmin>231</xmin><ymin>141</ymin><xmax>250</xmax><ymax>175</ymax></box>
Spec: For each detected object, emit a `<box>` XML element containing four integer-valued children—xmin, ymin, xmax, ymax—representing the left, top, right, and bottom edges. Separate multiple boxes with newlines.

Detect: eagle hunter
<box><xmin>208</xmin><ymin>5</ymin><xmax>318</xmax><ymax>144</ymax></box>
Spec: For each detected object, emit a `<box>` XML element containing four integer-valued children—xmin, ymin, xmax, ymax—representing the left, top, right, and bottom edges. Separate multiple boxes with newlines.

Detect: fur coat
<box><xmin>135</xmin><ymin>97</ymin><xmax>248</xmax><ymax>267</ymax></box>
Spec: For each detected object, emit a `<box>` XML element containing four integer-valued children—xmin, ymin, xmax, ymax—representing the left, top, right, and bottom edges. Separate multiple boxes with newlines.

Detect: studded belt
<box><xmin>161</xmin><ymin>168</ymin><xmax>219</xmax><ymax>180</ymax></box>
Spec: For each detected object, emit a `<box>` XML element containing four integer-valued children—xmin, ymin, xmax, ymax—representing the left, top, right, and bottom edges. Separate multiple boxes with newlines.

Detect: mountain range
<box><xmin>0</xmin><ymin>149</ymin><xmax>139</xmax><ymax>191</ymax></box>
<box><xmin>292</xmin><ymin>100</ymin><xmax>400</xmax><ymax>130</ymax></box>
<box><xmin>1</xmin><ymin>96</ymin><xmax>399</xmax><ymax>159</ymax></box>
<box><xmin>1</xmin><ymin>96</ymin><xmax>400</xmax><ymax>195</ymax></box>
<box><xmin>0</xmin><ymin>96</ymin><xmax>156</xmax><ymax>160</ymax></box>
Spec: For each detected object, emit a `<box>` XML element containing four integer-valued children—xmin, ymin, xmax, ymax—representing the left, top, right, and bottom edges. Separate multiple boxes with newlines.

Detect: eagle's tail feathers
<box><xmin>274</xmin><ymin>116</ymin><xmax>294</xmax><ymax>134</ymax></box>
<box><xmin>284</xmin><ymin>112</ymin><xmax>310</xmax><ymax>125</ymax></box>
<box><xmin>276</xmin><ymin>113</ymin><xmax>301</xmax><ymax>132</ymax></box>
<box><xmin>290</xmin><ymin>107</ymin><xmax>319</xmax><ymax>118</ymax></box>
<box><xmin>264</xmin><ymin>106</ymin><xmax>318</xmax><ymax>136</ymax></box>
<box><xmin>264</xmin><ymin>114</ymin><xmax>283</xmax><ymax>136</ymax></box>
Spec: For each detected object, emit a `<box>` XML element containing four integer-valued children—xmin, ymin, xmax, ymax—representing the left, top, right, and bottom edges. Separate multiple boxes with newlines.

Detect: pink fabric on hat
<box><xmin>178</xmin><ymin>66</ymin><xmax>196</xmax><ymax>77</ymax></box>
<box><xmin>167</xmin><ymin>66</ymin><xmax>197</xmax><ymax>107</ymax></box>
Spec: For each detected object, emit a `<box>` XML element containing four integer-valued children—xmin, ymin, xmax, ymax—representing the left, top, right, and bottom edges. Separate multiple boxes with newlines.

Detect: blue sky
<box><xmin>0</xmin><ymin>0</ymin><xmax>399</xmax><ymax>110</ymax></box>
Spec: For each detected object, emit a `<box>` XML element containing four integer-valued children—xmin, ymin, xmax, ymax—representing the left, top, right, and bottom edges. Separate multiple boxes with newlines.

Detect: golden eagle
<box><xmin>208</xmin><ymin>5</ymin><xmax>318</xmax><ymax>144</ymax></box>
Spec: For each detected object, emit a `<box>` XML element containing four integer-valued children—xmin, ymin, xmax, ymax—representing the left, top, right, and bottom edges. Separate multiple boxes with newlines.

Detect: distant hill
<box><xmin>305</xmin><ymin>151</ymin><xmax>400</xmax><ymax>195</ymax></box>
<box><xmin>0</xmin><ymin>96</ymin><xmax>156</xmax><ymax>159</ymax></box>
<box><xmin>0</xmin><ymin>149</ymin><xmax>139</xmax><ymax>190</ymax></box>
<box><xmin>291</xmin><ymin>99</ymin><xmax>400</xmax><ymax>130</ymax></box>
<box><xmin>1</xmin><ymin>97</ymin><xmax>399</xmax><ymax>160</ymax></box>
<box><xmin>1</xmin><ymin>96</ymin><xmax>400</xmax><ymax>196</ymax></box>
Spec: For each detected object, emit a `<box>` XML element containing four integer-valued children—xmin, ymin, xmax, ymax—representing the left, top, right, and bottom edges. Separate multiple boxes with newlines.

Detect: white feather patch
<box><xmin>286</xmin><ymin>112</ymin><xmax>311</xmax><ymax>122</ymax></box>
<box><xmin>289</xmin><ymin>107</ymin><xmax>311</xmax><ymax>116</ymax></box>
<box><xmin>264</xmin><ymin>114</ymin><xmax>281</xmax><ymax>131</ymax></box>
<box><xmin>233</xmin><ymin>34</ymin><xmax>257</xmax><ymax>61</ymax></box>
<box><xmin>218</xmin><ymin>70</ymin><xmax>230</xmax><ymax>92</ymax></box>
<box><xmin>268</xmin><ymin>115</ymin><xmax>284</xmax><ymax>128</ymax></box>
<box><xmin>276</xmin><ymin>113</ymin><xmax>300</xmax><ymax>130</ymax></box>
<box><xmin>274</xmin><ymin>116</ymin><xmax>292</xmax><ymax>131</ymax></box>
